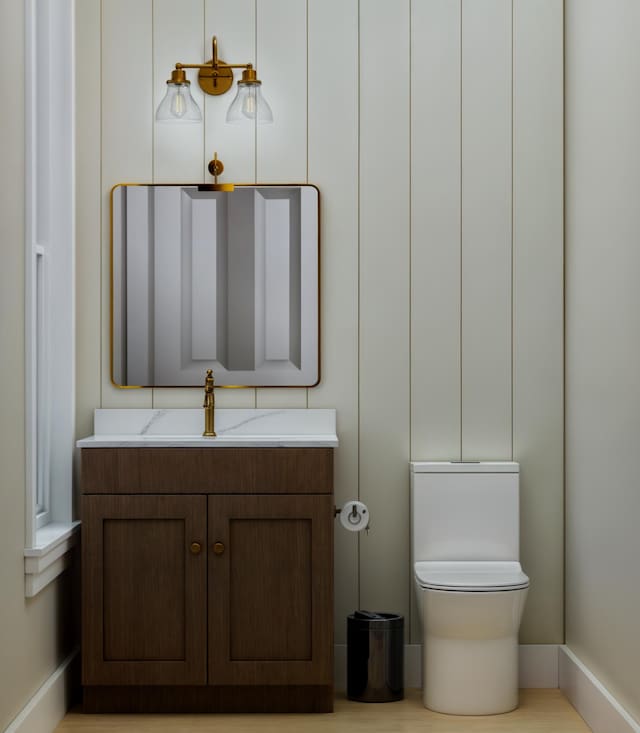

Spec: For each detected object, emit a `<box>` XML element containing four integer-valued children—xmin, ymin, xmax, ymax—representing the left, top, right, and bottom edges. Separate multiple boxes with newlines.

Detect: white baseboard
<box><xmin>559</xmin><ymin>646</ymin><xmax>640</xmax><ymax>733</ymax></box>
<box><xmin>334</xmin><ymin>643</ymin><xmax>559</xmax><ymax>692</ymax></box>
<box><xmin>4</xmin><ymin>649</ymin><xmax>78</xmax><ymax>733</ymax></box>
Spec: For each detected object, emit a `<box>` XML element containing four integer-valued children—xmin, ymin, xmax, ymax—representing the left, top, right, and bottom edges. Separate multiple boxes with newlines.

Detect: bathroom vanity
<box><xmin>78</xmin><ymin>409</ymin><xmax>337</xmax><ymax>713</ymax></box>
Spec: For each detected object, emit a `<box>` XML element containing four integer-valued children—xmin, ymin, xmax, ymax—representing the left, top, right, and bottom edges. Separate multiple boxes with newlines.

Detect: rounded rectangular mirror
<box><xmin>111</xmin><ymin>184</ymin><xmax>319</xmax><ymax>387</ymax></box>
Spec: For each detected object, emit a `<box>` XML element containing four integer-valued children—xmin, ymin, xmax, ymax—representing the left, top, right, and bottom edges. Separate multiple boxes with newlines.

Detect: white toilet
<box><xmin>411</xmin><ymin>461</ymin><xmax>529</xmax><ymax>716</ymax></box>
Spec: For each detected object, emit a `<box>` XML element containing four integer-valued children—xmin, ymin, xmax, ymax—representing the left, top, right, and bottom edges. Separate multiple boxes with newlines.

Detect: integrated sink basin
<box><xmin>76</xmin><ymin>408</ymin><xmax>338</xmax><ymax>448</ymax></box>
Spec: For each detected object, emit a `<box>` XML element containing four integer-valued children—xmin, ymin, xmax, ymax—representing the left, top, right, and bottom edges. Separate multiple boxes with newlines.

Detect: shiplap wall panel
<box><xmin>256</xmin><ymin>0</ymin><xmax>307</xmax><ymax>183</ymax></box>
<box><xmin>461</xmin><ymin>0</ymin><xmax>512</xmax><ymax>459</ymax></box>
<box><xmin>307</xmin><ymin>0</ymin><xmax>359</xmax><ymax>642</ymax></box>
<box><xmin>359</xmin><ymin>0</ymin><xmax>411</xmax><ymax>628</ymax></box>
<box><xmin>256</xmin><ymin>0</ymin><xmax>308</xmax><ymax>408</ymax></box>
<box><xmin>75</xmin><ymin>0</ymin><xmax>101</xmax><ymax>439</ymax></box>
<box><xmin>513</xmin><ymin>0</ymin><xmax>564</xmax><ymax>643</ymax></box>
<box><xmin>101</xmin><ymin>0</ymin><xmax>154</xmax><ymax>407</ymax></box>
<box><xmin>410</xmin><ymin>0</ymin><xmax>462</xmax><ymax>463</ymax></box>
<box><xmin>409</xmin><ymin>0</ymin><xmax>462</xmax><ymax>643</ymax></box>
<box><xmin>153</xmin><ymin>0</ymin><xmax>204</xmax><ymax>183</ymax></box>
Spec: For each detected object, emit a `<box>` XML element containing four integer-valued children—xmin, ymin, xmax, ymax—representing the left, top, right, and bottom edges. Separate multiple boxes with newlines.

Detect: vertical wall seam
<box><xmin>408</xmin><ymin>0</ymin><xmax>412</xmax><ymax>640</ymax></box>
<box><xmin>99</xmin><ymin>0</ymin><xmax>104</xmax><ymax>407</ymax></box>
<box><xmin>511</xmin><ymin>0</ymin><xmax>514</xmax><ymax>461</ymax></box>
<box><xmin>203</xmin><ymin>0</ymin><xmax>206</xmax><ymax>184</ymax></box>
<box><xmin>254</xmin><ymin>0</ymin><xmax>258</xmax><ymax>186</ymax></box>
<box><xmin>151</xmin><ymin>0</ymin><xmax>155</xmax><ymax>410</ymax></box>
<box><xmin>561</xmin><ymin>0</ymin><xmax>567</xmax><ymax>645</ymax></box>
<box><xmin>306</xmin><ymin>0</ymin><xmax>309</xmax><ymax>409</ymax></box>
<box><xmin>254</xmin><ymin>0</ymin><xmax>258</xmax><ymax>409</ymax></box>
<box><xmin>356</xmin><ymin>0</ymin><xmax>361</xmax><ymax>612</ymax></box>
<box><xmin>151</xmin><ymin>0</ymin><xmax>155</xmax><ymax>186</ymax></box>
<box><xmin>459</xmin><ymin>0</ymin><xmax>463</xmax><ymax>460</ymax></box>
<box><xmin>306</xmin><ymin>0</ymin><xmax>309</xmax><ymax>187</ymax></box>
<box><xmin>408</xmin><ymin>0</ymin><xmax>412</xmax><ymax>465</ymax></box>
<box><xmin>202</xmin><ymin>2</ymin><xmax>206</xmax><ymax>186</ymax></box>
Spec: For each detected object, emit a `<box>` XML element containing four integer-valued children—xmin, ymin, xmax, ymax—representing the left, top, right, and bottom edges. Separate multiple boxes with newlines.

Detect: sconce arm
<box><xmin>210</xmin><ymin>35</ymin><xmax>251</xmax><ymax>70</ymax></box>
<box><xmin>218</xmin><ymin>63</ymin><xmax>254</xmax><ymax>70</ymax></box>
<box><xmin>175</xmin><ymin>62</ymin><xmax>253</xmax><ymax>72</ymax></box>
<box><xmin>175</xmin><ymin>62</ymin><xmax>212</xmax><ymax>71</ymax></box>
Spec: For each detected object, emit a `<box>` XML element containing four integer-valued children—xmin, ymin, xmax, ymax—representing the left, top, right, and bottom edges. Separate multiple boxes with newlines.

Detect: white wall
<box><xmin>566</xmin><ymin>0</ymin><xmax>640</xmax><ymax>721</ymax></box>
<box><xmin>76</xmin><ymin>0</ymin><xmax>563</xmax><ymax>644</ymax></box>
<box><xmin>0</xmin><ymin>2</ymin><xmax>75</xmax><ymax>729</ymax></box>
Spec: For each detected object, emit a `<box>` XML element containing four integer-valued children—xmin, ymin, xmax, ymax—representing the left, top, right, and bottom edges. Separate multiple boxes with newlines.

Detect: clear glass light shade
<box><xmin>156</xmin><ymin>82</ymin><xmax>202</xmax><ymax>122</ymax></box>
<box><xmin>226</xmin><ymin>83</ymin><xmax>273</xmax><ymax>124</ymax></box>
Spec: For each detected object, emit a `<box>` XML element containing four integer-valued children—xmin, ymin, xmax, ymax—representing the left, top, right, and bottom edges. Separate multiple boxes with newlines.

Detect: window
<box><xmin>34</xmin><ymin>246</ymin><xmax>51</xmax><ymax>529</ymax></box>
<box><xmin>23</xmin><ymin>0</ymin><xmax>78</xmax><ymax>597</ymax></box>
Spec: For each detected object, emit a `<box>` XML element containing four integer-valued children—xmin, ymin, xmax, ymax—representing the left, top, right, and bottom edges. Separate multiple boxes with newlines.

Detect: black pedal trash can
<box><xmin>347</xmin><ymin>611</ymin><xmax>404</xmax><ymax>702</ymax></box>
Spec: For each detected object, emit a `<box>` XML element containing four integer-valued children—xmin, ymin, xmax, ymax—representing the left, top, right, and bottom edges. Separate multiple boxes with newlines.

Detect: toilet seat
<box><xmin>414</xmin><ymin>561</ymin><xmax>529</xmax><ymax>592</ymax></box>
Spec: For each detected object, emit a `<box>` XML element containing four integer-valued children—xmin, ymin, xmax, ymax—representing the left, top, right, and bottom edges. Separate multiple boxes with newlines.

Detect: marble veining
<box><xmin>139</xmin><ymin>409</ymin><xmax>168</xmax><ymax>435</ymax></box>
<box><xmin>216</xmin><ymin>409</ymin><xmax>286</xmax><ymax>435</ymax></box>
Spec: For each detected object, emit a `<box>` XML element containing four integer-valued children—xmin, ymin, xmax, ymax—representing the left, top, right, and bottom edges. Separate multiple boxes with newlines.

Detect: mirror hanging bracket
<box><xmin>198</xmin><ymin>152</ymin><xmax>235</xmax><ymax>192</ymax></box>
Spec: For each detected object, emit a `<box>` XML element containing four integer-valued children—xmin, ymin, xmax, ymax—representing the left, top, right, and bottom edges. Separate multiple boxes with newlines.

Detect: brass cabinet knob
<box><xmin>213</xmin><ymin>541</ymin><xmax>225</xmax><ymax>555</ymax></box>
<box><xmin>190</xmin><ymin>542</ymin><xmax>202</xmax><ymax>555</ymax></box>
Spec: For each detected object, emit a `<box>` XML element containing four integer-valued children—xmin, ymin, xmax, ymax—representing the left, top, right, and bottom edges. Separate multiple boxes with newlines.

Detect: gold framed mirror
<box><xmin>111</xmin><ymin>183</ymin><xmax>320</xmax><ymax>388</ymax></box>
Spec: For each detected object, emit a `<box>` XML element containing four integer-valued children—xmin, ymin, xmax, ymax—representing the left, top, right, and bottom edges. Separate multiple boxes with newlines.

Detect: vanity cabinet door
<box><xmin>208</xmin><ymin>494</ymin><xmax>333</xmax><ymax>686</ymax></box>
<box><xmin>82</xmin><ymin>495</ymin><xmax>207</xmax><ymax>686</ymax></box>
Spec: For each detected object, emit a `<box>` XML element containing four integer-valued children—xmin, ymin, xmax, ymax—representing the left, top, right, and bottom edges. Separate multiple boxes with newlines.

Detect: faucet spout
<box><xmin>203</xmin><ymin>369</ymin><xmax>216</xmax><ymax>437</ymax></box>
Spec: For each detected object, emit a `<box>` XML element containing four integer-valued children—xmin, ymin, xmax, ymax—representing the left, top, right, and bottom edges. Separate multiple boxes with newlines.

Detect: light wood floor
<box><xmin>56</xmin><ymin>689</ymin><xmax>591</xmax><ymax>732</ymax></box>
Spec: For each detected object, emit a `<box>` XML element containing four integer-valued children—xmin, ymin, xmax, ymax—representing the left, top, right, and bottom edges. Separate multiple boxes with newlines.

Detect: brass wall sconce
<box><xmin>156</xmin><ymin>35</ymin><xmax>273</xmax><ymax>125</ymax></box>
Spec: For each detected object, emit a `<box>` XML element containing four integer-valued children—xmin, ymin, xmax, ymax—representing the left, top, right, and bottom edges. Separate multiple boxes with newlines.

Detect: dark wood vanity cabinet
<box><xmin>81</xmin><ymin>448</ymin><xmax>334</xmax><ymax>713</ymax></box>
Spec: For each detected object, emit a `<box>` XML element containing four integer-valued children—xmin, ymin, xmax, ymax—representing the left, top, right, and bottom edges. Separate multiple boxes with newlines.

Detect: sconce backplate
<box><xmin>198</xmin><ymin>60</ymin><xmax>234</xmax><ymax>96</ymax></box>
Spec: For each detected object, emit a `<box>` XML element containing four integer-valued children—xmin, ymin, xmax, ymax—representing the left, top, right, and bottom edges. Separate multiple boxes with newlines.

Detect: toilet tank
<box><xmin>410</xmin><ymin>462</ymin><xmax>520</xmax><ymax>562</ymax></box>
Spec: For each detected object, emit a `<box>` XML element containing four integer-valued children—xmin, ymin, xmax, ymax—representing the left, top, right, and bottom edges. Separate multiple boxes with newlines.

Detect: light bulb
<box><xmin>170</xmin><ymin>88</ymin><xmax>188</xmax><ymax>118</ymax></box>
<box><xmin>226</xmin><ymin>82</ymin><xmax>273</xmax><ymax>125</ymax></box>
<box><xmin>156</xmin><ymin>81</ymin><xmax>202</xmax><ymax>123</ymax></box>
<box><xmin>242</xmin><ymin>89</ymin><xmax>257</xmax><ymax>118</ymax></box>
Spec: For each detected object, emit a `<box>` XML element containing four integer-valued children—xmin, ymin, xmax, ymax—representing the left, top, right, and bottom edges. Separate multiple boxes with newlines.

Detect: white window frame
<box><xmin>24</xmin><ymin>0</ymin><xmax>79</xmax><ymax>598</ymax></box>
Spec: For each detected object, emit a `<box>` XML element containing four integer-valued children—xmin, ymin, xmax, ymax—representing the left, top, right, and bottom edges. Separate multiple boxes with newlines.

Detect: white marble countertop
<box><xmin>76</xmin><ymin>408</ymin><xmax>338</xmax><ymax>448</ymax></box>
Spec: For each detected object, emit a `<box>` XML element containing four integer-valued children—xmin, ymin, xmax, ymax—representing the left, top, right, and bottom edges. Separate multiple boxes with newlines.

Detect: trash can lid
<box><xmin>348</xmin><ymin>610</ymin><xmax>404</xmax><ymax>628</ymax></box>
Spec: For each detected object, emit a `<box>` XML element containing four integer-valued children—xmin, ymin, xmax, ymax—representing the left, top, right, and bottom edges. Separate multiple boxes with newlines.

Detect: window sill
<box><xmin>24</xmin><ymin>521</ymin><xmax>81</xmax><ymax>598</ymax></box>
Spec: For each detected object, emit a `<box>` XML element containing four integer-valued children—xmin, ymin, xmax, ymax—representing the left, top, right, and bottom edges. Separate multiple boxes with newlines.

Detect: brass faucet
<box><xmin>203</xmin><ymin>369</ymin><xmax>216</xmax><ymax>437</ymax></box>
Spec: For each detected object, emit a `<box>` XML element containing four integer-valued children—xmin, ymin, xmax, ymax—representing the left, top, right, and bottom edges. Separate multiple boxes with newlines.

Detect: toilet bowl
<box><xmin>415</xmin><ymin>561</ymin><xmax>528</xmax><ymax>714</ymax></box>
<box><xmin>411</xmin><ymin>462</ymin><xmax>529</xmax><ymax>715</ymax></box>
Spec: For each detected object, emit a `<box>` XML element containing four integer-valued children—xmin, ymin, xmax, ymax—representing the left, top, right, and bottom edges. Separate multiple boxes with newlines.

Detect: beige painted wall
<box><xmin>0</xmin><ymin>1</ymin><xmax>75</xmax><ymax>729</ymax></box>
<box><xmin>76</xmin><ymin>0</ymin><xmax>564</xmax><ymax>644</ymax></box>
<box><xmin>565</xmin><ymin>0</ymin><xmax>640</xmax><ymax>721</ymax></box>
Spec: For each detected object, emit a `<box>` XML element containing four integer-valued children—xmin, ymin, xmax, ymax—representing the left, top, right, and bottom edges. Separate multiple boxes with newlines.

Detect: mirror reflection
<box><xmin>112</xmin><ymin>184</ymin><xmax>319</xmax><ymax>387</ymax></box>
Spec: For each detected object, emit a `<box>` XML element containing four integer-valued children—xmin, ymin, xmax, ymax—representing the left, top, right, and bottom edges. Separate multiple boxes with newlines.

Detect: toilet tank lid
<box><xmin>410</xmin><ymin>461</ymin><xmax>519</xmax><ymax>473</ymax></box>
